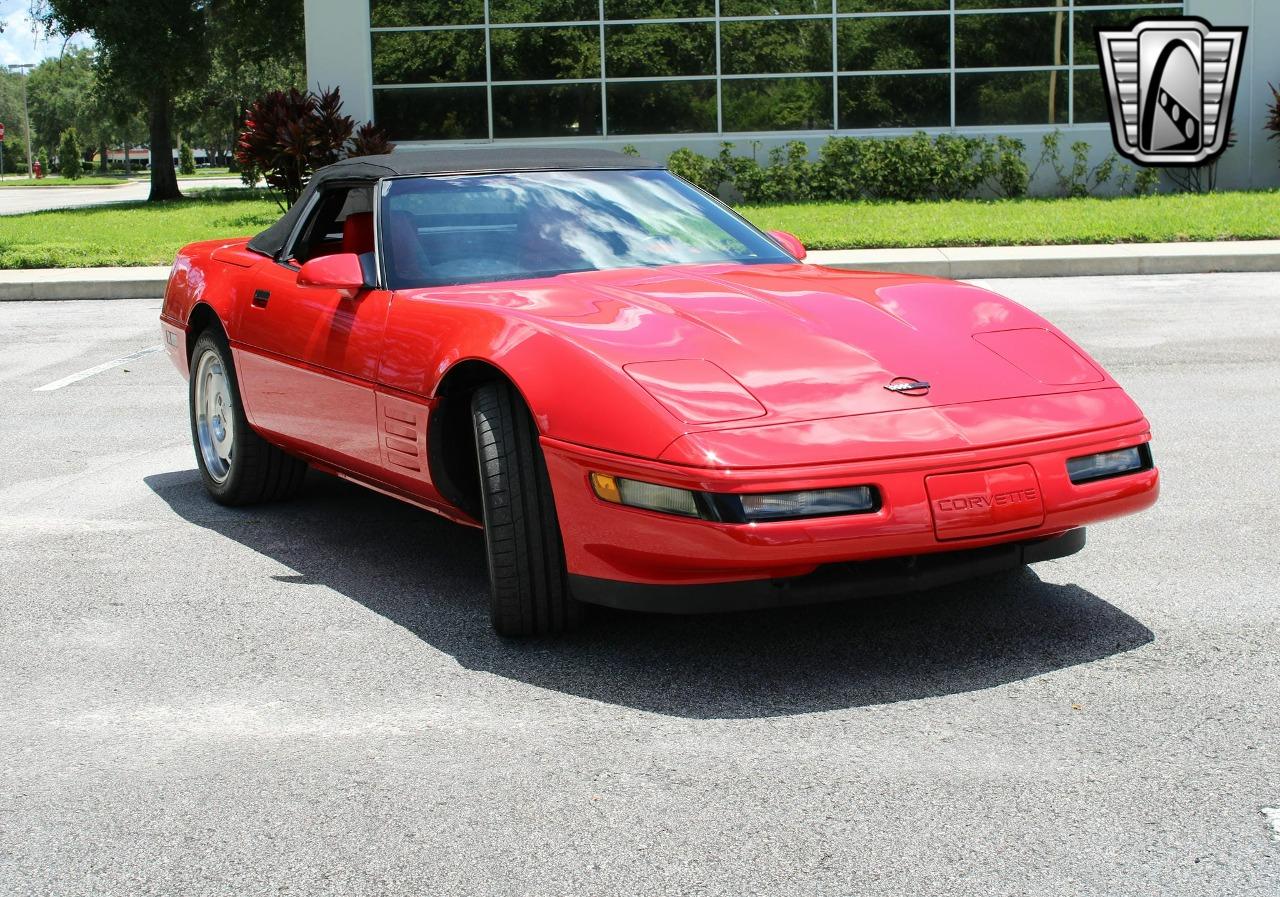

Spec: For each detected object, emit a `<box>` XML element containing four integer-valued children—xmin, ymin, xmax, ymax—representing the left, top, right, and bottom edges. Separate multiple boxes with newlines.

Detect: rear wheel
<box><xmin>471</xmin><ymin>382</ymin><xmax>581</xmax><ymax>636</ymax></box>
<box><xmin>189</xmin><ymin>329</ymin><xmax>306</xmax><ymax>505</ymax></box>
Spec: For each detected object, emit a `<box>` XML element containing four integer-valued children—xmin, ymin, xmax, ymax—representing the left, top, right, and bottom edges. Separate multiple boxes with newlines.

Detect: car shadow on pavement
<box><xmin>147</xmin><ymin>468</ymin><xmax>1154</xmax><ymax>719</ymax></box>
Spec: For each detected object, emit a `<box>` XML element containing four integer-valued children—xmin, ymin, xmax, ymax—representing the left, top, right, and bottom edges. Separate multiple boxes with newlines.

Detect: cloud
<box><xmin>0</xmin><ymin>0</ymin><xmax>92</xmax><ymax>68</ymax></box>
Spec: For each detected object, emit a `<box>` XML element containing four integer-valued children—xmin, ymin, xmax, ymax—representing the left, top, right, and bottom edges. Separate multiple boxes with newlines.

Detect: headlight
<box><xmin>591</xmin><ymin>474</ymin><xmax>878</xmax><ymax>522</ymax></box>
<box><xmin>1066</xmin><ymin>445</ymin><xmax>1152</xmax><ymax>484</ymax></box>
<box><xmin>720</xmin><ymin>487</ymin><xmax>878</xmax><ymax>522</ymax></box>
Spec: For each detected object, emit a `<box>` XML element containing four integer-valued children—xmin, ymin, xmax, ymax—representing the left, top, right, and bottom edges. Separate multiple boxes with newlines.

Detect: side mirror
<box><xmin>297</xmin><ymin>253</ymin><xmax>368</xmax><ymax>299</ymax></box>
<box><xmin>767</xmin><ymin>230</ymin><xmax>807</xmax><ymax>261</ymax></box>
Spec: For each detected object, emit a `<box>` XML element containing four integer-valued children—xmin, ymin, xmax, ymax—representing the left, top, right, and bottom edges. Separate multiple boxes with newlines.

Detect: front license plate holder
<box><xmin>926</xmin><ymin>464</ymin><xmax>1045</xmax><ymax>541</ymax></box>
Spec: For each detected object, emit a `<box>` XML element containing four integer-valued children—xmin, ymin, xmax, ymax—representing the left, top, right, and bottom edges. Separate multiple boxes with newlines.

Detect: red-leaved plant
<box><xmin>1267</xmin><ymin>84</ymin><xmax>1280</xmax><ymax>151</ymax></box>
<box><xmin>350</xmin><ymin>121</ymin><xmax>395</xmax><ymax>158</ymax></box>
<box><xmin>236</xmin><ymin>87</ymin><xmax>394</xmax><ymax>208</ymax></box>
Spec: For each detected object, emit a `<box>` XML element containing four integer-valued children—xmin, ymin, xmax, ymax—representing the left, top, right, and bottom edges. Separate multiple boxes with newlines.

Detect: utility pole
<box><xmin>8</xmin><ymin>64</ymin><xmax>35</xmax><ymax>176</ymax></box>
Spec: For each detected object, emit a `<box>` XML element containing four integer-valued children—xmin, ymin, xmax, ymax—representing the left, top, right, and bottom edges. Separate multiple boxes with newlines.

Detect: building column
<box><xmin>1185</xmin><ymin>0</ymin><xmax>1278</xmax><ymax>188</ymax></box>
<box><xmin>304</xmin><ymin>0</ymin><xmax>374</xmax><ymax>125</ymax></box>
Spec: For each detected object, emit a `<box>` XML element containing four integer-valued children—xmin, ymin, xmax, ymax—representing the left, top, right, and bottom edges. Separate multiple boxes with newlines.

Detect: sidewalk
<box><xmin>2</xmin><ymin>240</ymin><xmax>1279</xmax><ymax>301</ymax></box>
<box><xmin>809</xmin><ymin>240</ymin><xmax>1280</xmax><ymax>279</ymax></box>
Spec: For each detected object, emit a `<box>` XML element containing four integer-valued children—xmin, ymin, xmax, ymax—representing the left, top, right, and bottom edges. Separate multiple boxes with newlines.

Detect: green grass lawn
<box><xmin>743</xmin><ymin>190</ymin><xmax>1280</xmax><ymax>250</ymax></box>
<box><xmin>127</xmin><ymin>167</ymin><xmax>241</xmax><ymax>180</ymax></box>
<box><xmin>0</xmin><ymin>188</ymin><xmax>1277</xmax><ymax>269</ymax></box>
<box><xmin>0</xmin><ymin>175</ymin><xmax>130</xmax><ymax>188</ymax></box>
<box><xmin>0</xmin><ymin>189</ymin><xmax>277</xmax><ymax>268</ymax></box>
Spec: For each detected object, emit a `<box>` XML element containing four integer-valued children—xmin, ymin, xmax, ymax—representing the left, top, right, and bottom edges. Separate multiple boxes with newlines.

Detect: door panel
<box><xmin>234</xmin><ymin>258</ymin><xmax>391</xmax><ymax>475</ymax></box>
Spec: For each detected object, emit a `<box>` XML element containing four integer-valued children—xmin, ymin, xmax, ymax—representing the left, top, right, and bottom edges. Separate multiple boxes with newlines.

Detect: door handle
<box><xmin>252</xmin><ymin>289</ymin><xmax>270</xmax><ymax>308</ymax></box>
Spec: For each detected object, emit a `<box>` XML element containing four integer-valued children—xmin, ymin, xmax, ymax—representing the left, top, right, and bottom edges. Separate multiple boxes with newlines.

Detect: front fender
<box><xmin>379</xmin><ymin>298</ymin><xmax>688</xmax><ymax>460</ymax></box>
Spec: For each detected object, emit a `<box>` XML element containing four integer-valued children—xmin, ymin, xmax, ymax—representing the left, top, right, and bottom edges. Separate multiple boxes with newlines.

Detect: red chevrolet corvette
<box><xmin>161</xmin><ymin>148</ymin><xmax>1158</xmax><ymax>635</ymax></box>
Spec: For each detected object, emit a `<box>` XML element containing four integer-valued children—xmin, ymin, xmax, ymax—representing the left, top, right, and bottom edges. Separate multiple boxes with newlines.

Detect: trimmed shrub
<box><xmin>1134</xmin><ymin>167</ymin><xmax>1161</xmax><ymax>196</ymax></box>
<box><xmin>664</xmin><ymin>133</ymin><xmax>1165</xmax><ymax>205</ymax></box>
<box><xmin>816</xmin><ymin>137</ymin><xmax>862</xmax><ymax>201</ymax></box>
<box><xmin>696</xmin><ymin>142</ymin><xmax>765</xmax><ymax>202</ymax></box>
<box><xmin>666</xmin><ymin>147</ymin><xmax>715</xmax><ymax>193</ymax></box>
<box><xmin>1033</xmin><ymin>130</ymin><xmax>1126</xmax><ymax>198</ymax></box>
<box><xmin>59</xmin><ymin>129</ymin><xmax>83</xmax><ymax>179</ymax></box>
<box><xmin>673</xmin><ymin>134</ymin><xmax>1010</xmax><ymax>204</ymax></box>
<box><xmin>991</xmin><ymin>136</ymin><xmax>1030</xmax><ymax>198</ymax></box>
<box><xmin>933</xmin><ymin>134</ymin><xmax>996</xmax><ymax>200</ymax></box>
<box><xmin>178</xmin><ymin>144</ymin><xmax>196</xmax><ymax>175</ymax></box>
<box><xmin>758</xmin><ymin>141</ymin><xmax>816</xmax><ymax>203</ymax></box>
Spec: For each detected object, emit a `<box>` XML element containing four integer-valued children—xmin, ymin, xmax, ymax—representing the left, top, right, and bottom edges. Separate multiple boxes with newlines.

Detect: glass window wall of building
<box><xmin>369</xmin><ymin>0</ymin><xmax>1184</xmax><ymax>141</ymax></box>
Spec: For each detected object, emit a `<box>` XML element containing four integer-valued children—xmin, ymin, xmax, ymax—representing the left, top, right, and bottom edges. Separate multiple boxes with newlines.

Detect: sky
<box><xmin>0</xmin><ymin>0</ymin><xmax>91</xmax><ymax>68</ymax></box>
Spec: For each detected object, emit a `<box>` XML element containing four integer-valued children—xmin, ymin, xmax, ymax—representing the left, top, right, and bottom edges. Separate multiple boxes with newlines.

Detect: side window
<box><xmin>286</xmin><ymin>185</ymin><xmax>374</xmax><ymax>265</ymax></box>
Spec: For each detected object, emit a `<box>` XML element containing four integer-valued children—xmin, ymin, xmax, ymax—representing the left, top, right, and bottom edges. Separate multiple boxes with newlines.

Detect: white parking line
<box><xmin>34</xmin><ymin>345</ymin><xmax>163</xmax><ymax>392</ymax></box>
<box><xmin>1264</xmin><ymin>808</ymin><xmax>1280</xmax><ymax>842</ymax></box>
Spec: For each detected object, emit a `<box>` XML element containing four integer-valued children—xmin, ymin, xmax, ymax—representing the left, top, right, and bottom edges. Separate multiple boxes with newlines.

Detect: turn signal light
<box><xmin>591</xmin><ymin>473</ymin><xmax>701</xmax><ymax>518</ymax></box>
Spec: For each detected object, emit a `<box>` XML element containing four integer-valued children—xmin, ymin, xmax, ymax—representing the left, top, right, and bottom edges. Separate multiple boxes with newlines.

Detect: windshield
<box><xmin>378</xmin><ymin>169</ymin><xmax>792</xmax><ymax>289</ymax></box>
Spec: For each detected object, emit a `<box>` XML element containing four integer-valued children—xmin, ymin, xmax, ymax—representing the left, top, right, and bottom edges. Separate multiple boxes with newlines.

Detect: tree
<box><xmin>58</xmin><ymin>127</ymin><xmax>82</xmax><ymax>178</ymax></box>
<box><xmin>26</xmin><ymin>49</ymin><xmax>101</xmax><ymax>153</ymax></box>
<box><xmin>32</xmin><ymin>0</ymin><xmax>303</xmax><ymax>202</ymax></box>
<box><xmin>179</xmin><ymin>142</ymin><xmax>195</xmax><ymax>175</ymax></box>
<box><xmin>33</xmin><ymin>2</ymin><xmax>199</xmax><ymax>199</ymax></box>
<box><xmin>3</xmin><ymin>133</ymin><xmax>29</xmax><ymax>174</ymax></box>
<box><xmin>176</xmin><ymin>0</ymin><xmax>304</xmax><ymax>170</ymax></box>
<box><xmin>0</xmin><ymin>69</ymin><xmax>29</xmax><ymax>161</ymax></box>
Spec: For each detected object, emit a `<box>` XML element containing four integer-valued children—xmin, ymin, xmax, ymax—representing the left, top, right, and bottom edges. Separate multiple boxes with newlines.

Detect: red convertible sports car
<box><xmin>161</xmin><ymin>148</ymin><xmax>1159</xmax><ymax>636</ymax></box>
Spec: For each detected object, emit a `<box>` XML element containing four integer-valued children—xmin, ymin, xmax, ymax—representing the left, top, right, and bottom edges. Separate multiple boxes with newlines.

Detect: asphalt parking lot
<box><xmin>2</xmin><ymin>272</ymin><xmax>1278</xmax><ymax>896</ymax></box>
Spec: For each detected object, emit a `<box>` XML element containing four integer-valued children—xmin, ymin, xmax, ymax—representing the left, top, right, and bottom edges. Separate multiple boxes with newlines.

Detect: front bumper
<box><xmin>571</xmin><ymin>527</ymin><xmax>1086</xmax><ymax>613</ymax></box>
<box><xmin>540</xmin><ymin>414</ymin><xmax>1159</xmax><ymax>597</ymax></box>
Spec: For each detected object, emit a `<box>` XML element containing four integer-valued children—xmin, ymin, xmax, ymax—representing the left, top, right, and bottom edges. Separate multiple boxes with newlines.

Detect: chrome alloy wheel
<box><xmin>193</xmin><ymin>348</ymin><xmax>236</xmax><ymax>483</ymax></box>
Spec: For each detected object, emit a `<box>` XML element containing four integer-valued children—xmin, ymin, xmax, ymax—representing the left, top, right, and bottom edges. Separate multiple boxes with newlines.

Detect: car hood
<box><xmin>417</xmin><ymin>263</ymin><xmax>1115</xmax><ymax>429</ymax></box>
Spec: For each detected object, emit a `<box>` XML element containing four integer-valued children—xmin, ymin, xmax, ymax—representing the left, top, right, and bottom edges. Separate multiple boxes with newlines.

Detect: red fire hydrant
<box><xmin>32</xmin><ymin>160</ymin><xmax>43</xmax><ymax>179</ymax></box>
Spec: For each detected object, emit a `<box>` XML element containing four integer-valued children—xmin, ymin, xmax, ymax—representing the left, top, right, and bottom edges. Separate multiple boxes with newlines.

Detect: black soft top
<box><xmin>247</xmin><ymin>147</ymin><xmax>663</xmax><ymax>258</ymax></box>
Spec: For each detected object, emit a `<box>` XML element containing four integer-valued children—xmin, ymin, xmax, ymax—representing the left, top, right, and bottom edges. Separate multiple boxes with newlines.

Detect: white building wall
<box><xmin>304</xmin><ymin>0</ymin><xmax>374</xmax><ymax>125</ymax></box>
<box><xmin>1194</xmin><ymin>0</ymin><xmax>1280</xmax><ymax>189</ymax></box>
<box><xmin>303</xmin><ymin>0</ymin><xmax>1279</xmax><ymax>190</ymax></box>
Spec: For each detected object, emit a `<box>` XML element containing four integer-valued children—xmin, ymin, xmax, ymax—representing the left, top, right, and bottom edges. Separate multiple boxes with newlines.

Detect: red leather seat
<box><xmin>343</xmin><ymin>212</ymin><xmax>375</xmax><ymax>255</ymax></box>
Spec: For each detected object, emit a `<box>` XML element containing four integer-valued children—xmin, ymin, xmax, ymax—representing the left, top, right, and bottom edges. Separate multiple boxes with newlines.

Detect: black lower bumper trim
<box><xmin>570</xmin><ymin>528</ymin><xmax>1086</xmax><ymax>614</ymax></box>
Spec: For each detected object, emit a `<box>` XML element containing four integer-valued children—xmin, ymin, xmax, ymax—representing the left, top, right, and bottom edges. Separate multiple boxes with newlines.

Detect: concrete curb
<box><xmin>1</xmin><ymin>240</ymin><xmax>1278</xmax><ymax>300</ymax></box>
<box><xmin>808</xmin><ymin>240</ymin><xmax>1280</xmax><ymax>279</ymax></box>
<box><xmin>0</xmin><ymin>267</ymin><xmax>172</xmax><ymax>301</ymax></box>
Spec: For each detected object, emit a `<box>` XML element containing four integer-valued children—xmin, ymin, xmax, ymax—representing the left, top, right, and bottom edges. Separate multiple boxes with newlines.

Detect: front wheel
<box><xmin>189</xmin><ymin>329</ymin><xmax>306</xmax><ymax>505</ymax></box>
<box><xmin>471</xmin><ymin>382</ymin><xmax>582</xmax><ymax>636</ymax></box>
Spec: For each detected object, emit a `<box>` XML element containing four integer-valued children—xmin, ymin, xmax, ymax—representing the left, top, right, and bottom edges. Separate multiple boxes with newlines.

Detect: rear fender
<box><xmin>161</xmin><ymin>239</ymin><xmax>261</xmax><ymax>378</ymax></box>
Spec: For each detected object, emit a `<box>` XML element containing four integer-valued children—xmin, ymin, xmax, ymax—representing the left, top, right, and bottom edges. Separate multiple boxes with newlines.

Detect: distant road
<box><xmin>0</xmin><ymin>177</ymin><xmax>248</xmax><ymax>216</ymax></box>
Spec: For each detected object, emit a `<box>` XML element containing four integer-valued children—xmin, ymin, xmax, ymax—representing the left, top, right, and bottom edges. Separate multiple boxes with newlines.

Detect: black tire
<box><xmin>471</xmin><ymin>382</ymin><xmax>581</xmax><ymax>636</ymax></box>
<box><xmin>188</xmin><ymin>328</ymin><xmax>306</xmax><ymax>505</ymax></box>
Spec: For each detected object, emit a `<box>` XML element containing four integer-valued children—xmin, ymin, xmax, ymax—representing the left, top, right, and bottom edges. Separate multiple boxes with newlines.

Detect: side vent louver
<box><xmin>377</xmin><ymin>394</ymin><xmax>429</xmax><ymax>475</ymax></box>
